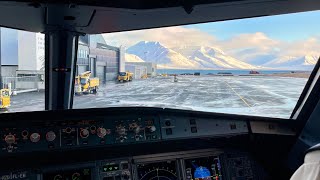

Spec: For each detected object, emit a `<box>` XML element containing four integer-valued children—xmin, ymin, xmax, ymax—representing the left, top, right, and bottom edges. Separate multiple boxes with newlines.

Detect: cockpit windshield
<box><xmin>1</xmin><ymin>10</ymin><xmax>320</xmax><ymax>119</ymax></box>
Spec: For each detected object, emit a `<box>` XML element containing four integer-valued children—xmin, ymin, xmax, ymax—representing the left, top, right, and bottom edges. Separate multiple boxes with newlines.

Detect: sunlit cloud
<box><xmin>102</xmin><ymin>26</ymin><xmax>216</xmax><ymax>48</ymax></box>
<box><xmin>102</xmin><ymin>26</ymin><xmax>320</xmax><ymax>62</ymax></box>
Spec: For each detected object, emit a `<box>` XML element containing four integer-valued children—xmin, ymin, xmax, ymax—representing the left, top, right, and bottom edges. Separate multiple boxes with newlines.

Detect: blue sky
<box><xmin>184</xmin><ymin>10</ymin><xmax>320</xmax><ymax>41</ymax></box>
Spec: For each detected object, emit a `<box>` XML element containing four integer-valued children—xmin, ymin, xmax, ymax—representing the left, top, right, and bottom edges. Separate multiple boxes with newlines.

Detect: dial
<box><xmin>46</xmin><ymin>131</ymin><xmax>56</xmax><ymax>142</ymax></box>
<box><xmin>97</xmin><ymin>127</ymin><xmax>107</xmax><ymax>138</ymax></box>
<box><xmin>30</xmin><ymin>133</ymin><xmax>40</xmax><ymax>143</ymax></box>
<box><xmin>138</xmin><ymin>161</ymin><xmax>177</xmax><ymax>180</ymax></box>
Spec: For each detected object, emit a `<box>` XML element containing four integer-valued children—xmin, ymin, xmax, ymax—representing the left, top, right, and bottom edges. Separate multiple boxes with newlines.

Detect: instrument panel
<box><xmin>0</xmin><ymin>113</ymin><xmax>248</xmax><ymax>155</ymax></box>
<box><xmin>0</xmin><ymin>148</ymin><xmax>265</xmax><ymax>180</ymax></box>
<box><xmin>0</xmin><ymin>108</ymin><xmax>292</xmax><ymax>179</ymax></box>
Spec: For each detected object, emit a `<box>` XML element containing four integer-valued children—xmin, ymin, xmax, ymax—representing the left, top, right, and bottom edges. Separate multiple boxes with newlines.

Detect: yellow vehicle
<box><xmin>141</xmin><ymin>74</ymin><xmax>148</xmax><ymax>79</ymax></box>
<box><xmin>118</xmin><ymin>72</ymin><xmax>133</xmax><ymax>82</ymax></box>
<box><xmin>75</xmin><ymin>71</ymin><xmax>99</xmax><ymax>95</ymax></box>
<box><xmin>0</xmin><ymin>89</ymin><xmax>10</xmax><ymax>109</ymax></box>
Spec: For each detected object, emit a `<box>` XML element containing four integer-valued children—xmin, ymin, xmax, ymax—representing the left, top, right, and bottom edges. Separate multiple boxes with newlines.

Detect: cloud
<box><xmin>102</xmin><ymin>26</ymin><xmax>216</xmax><ymax>48</ymax></box>
<box><xmin>279</xmin><ymin>37</ymin><xmax>320</xmax><ymax>57</ymax></box>
<box><xmin>102</xmin><ymin>26</ymin><xmax>320</xmax><ymax>62</ymax></box>
<box><xmin>217</xmin><ymin>32</ymin><xmax>280</xmax><ymax>51</ymax></box>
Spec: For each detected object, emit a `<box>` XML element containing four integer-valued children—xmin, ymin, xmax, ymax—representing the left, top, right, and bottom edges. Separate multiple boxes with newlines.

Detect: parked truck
<box><xmin>118</xmin><ymin>72</ymin><xmax>133</xmax><ymax>82</ymax></box>
<box><xmin>75</xmin><ymin>71</ymin><xmax>99</xmax><ymax>95</ymax></box>
<box><xmin>0</xmin><ymin>89</ymin><xmax>10</xmax><ymax>109</ymax></box>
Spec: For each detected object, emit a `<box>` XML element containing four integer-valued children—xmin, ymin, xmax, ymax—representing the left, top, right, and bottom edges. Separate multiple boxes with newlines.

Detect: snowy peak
<box><xmin>127</xmin><ymin>41</ymin><xmax>171</xmax><ymax>64</ymax></box>
<box><xmin>199</xmin><ymin>46</ymin><xmax>226</xmax><ymax>56</ymax></box>
<box><xmin>127</xmin><ymin>41</ymin><xmax>259</xmax><ymax>69</ymax></box>
<box><xmin>304</xmin><ymin>55</ymin><xmax>318</xmax><ymax>65</ymax></box>
<box><xmin>263</xmin><ymin>54</ymin><xmax>318</xmax><ymax>70</ymax></box>
<box><xmin>125</xmin><ymin>53</ymin><xmax>144</xmax><ymax>62</ymax></box>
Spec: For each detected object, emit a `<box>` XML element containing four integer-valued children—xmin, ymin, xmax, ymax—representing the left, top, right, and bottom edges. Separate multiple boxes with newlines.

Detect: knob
<box><xmin>65</xmin><ymin>127</ymin><xmax>72</xmax><ymax>134</ymax></box>
<box><xmin>21</xmin><ymin>130</ymin><xmax>29</xmax><ymax>138</ymax></box>
<box><xmin>80</xmin><ymin>129</ymin><xmax>89</xmax><ymax>138</ymax></box>
<box><xmin>4</xmin><ymin>134</ymin><xmax>16</xmax><ymax>144</ymax></box>
<box><xmin>90</xmin><ymin>125</ymin><xmax>96</xmax><ymax>133</ymax></box>
<box><xmin>119</xmin><ymin>136</ymin><xmax>127</xmax><ymax>142</ymax></box>
<box><xmin>46</xmin><ymin>131</ymin><xmax>56</xmax><ymax>142</ymax></box>
<box><xmin>134</xmin><ymin>126</ymin><xmax>141</xmax><ymax>134</ymax></box>
<box><xmin>97</xmin><ymin>128</ymin><xmax>107</xmax><ymax>138</ymax></box>
<box><xmin>147</xmin><ymin>126</ymin><xmax>156</xmax><ymax>133</ymax></box>
<box><xmin>116</xmin><ymin>126</ymin><xmax>126</xmax><ymax>135</ymax></box>
<box><xmin>135</xmin><ymin>134</ymin><xmax>142</xmax><ymax>140</ymax></box>
<box><xmin>30</xmin><ymin>133</ymin><xmax>40</xmax><ymax>143</ymax></box>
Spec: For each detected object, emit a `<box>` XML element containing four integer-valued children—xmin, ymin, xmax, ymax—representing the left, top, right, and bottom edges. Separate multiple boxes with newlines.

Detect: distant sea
<box><xmin>157</xmin><ymin>69</ymin><xmax>307</xmax><ymax>75</ymax></box>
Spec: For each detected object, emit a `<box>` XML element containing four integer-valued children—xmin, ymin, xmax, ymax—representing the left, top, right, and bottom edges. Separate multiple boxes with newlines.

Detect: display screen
<box><xmin>43</xmin><ymin>168</ymin><xmax>91</xmax><ymax>180</ymax></box>
<box><xmin>137</xmin><ymin>160</ymin><xmax>178</xmax><ymax>180</ymax></box>
<box><xmin>185</xmin><ymin>156</ymin><xmax>222</xmax><ymax>180</ymax></box>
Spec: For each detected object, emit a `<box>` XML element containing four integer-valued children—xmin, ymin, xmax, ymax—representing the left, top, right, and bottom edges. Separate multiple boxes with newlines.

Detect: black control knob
<box><xmin>116</xmin><ymin>126</ymin><xmax>126</xmax><ymax>135</ymax></box>
<box><xmin>119</xmin><ymin>136</ymin><xmax>127</xmax><ymax>142</ymax></box>
<box><xmin>30</xmin><ymin>133</ymin><xmax>40</xmax><ymax>143</ymax></box>
<box><xmin>119</xmin><ymin>136</ymin><xmax>124</xmax><ymax>141</ymax></box>
<box><xmin>134</xmin><ymin>126</ymin><xmax>141</xmax><ymax>134</ymax></box>
<box><xmin>80</xmin><ymin>128</ymin><xmax>90</xmax><ymax>138</ymax></box>
<box><xmin>21</xmin><ymin>130</ymin><xmax>29</xmax><ymax>138</ymax></box>
<box><xmin>129</xmin><ymin>123</ymin><xmax>141</xmax><ymax>133</ymax></box>
<box><xmin>65</xmin><ymin>127</ymin><xmax>72</xmax><ymax>134</ymax></box>
<box><xmin>46</xmin><ymin>131</ymin><xmax>56</xmax><ymax>142</ymax></box>
<box><xmin>97</xmin><ymin>128</ymin><xmax>107</xmax><ymax>138</ymax></box>
<box><xmin>146</xmin><ymin>125</ymin><xmax>156</xmax><ymax>133</ymax></box>
<box><xmin>135</xmin><ymin>134</ymin><xmax>143</xmax><ymax>139</ymax></box>
<box><xmin>4</xmin><ymin>134</ymin><xmax>15</xmax><ymax>144</ymax></box>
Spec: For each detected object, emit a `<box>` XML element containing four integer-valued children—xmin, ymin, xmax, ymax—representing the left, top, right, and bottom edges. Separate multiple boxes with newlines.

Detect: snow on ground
<box><xmin>4</xmin><ymin>76</ymin><xmax>307</xmax><ymax>119</ymax></box>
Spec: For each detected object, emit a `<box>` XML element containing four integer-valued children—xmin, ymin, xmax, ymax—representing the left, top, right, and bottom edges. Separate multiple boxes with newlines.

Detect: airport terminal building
<box><xmin>0</xmin><ymin>28</ymin><xmax>124</xmax><ymax>90</ymax></box>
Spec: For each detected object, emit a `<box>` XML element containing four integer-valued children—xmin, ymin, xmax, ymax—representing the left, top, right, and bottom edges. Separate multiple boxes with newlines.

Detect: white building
<box><xmin>125</xmin><ymin>62</ymin><xmax>157</xmax><ymax>77</ymax></box>
<box><xmin>18</xmin><ymin>31</ymin><xmax>44</xmax><ymax>72</ymax></box>
<box><xmin>0</xmin><ymin>28</ymin><xmax>18</xmax><ymax>78</ymax></box>
<box><xmin>125</xmin><ymin>64</ymin><xmax>147</xmax><ymax>79</ymax></box>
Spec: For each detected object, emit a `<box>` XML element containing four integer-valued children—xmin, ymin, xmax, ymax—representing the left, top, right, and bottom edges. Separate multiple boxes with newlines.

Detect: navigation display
<box><xmin>137</xmin><ymin>160</ymin><xmax>177</xmax><ymax>180</ymax></box>
<box><xmin>185</xmin><ymin>156</ymin><xmax>222</xmax><ymax>180</ymax></box>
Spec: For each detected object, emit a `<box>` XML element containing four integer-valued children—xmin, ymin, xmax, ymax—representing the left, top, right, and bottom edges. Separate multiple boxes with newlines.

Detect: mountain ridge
<box><xmin>125</xmin><ymin>41</ymin><xmax>317</xmax><ymax>70</ymax></box>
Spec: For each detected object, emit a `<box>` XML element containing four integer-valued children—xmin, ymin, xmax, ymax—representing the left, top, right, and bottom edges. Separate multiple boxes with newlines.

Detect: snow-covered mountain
<box><xmin>233</xmin><ymin>48</ymin><xmax>318</xmax><ymax>70</ymax></box>
<box><xmin>125</xmin><ymin>41</ymin><xmax>318</xmax><ymax>70</ymax></box>
<box><xmin>126</xmin><ymin>41</ymin><xmax>201</xmax><ymax>68</ymax></box>
<box><xmin>263</xmin><ymin>55</ymin><xmax>318</xmax><ymax>70</ymax></box>
<box><xmin>174</xmin><ymin>46</ymin><xmax>258</xmax><ymax>69</ymax></box>
<box><xmin>125</xmin><ymin>53</ymin><xmax>144</xmax><ymax>62</ymax></box>
<box><xmin>126</xmin><ymin>41</ymin><xmax>259</xmax><ymax>69</ymax></box>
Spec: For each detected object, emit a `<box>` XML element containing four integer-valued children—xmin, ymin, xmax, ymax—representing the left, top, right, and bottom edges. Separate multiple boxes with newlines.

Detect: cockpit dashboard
<box><xmin>0</xmin><ymin>107</ymin><xmax>296</xmax><ymax>180</ymax></box>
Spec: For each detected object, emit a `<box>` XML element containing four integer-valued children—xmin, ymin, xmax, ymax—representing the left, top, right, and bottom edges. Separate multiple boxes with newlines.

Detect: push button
<box><xmin>166</xmin><ymin>128</ymin><xmax>172</xmax><ymax>135</ymax></box>
<box><xmin>191</xmin><ymin>127</ymin><xmax>197</xmax><ymax>133</ymax></box>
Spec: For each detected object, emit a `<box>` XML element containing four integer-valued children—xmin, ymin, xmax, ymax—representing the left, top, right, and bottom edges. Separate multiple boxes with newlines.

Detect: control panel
<box><xmin>160</xmin><ymin>116</ymin><xmax>248</xmax><ymax>139</ymax></box>
<box><xmin>99</xmin><ymin>159</ymin><xmax>132</xmax><ymax>180</ymax></box>
<box><xmin>2</xmin><ymin>149</ymin><xmax>265</xmax><ymax>180</ymax></box>
<box><xmin>0</xmin><ymin>114</ymin><xmax>248</xmax><ymax>155</ymax></box>
<box><xmin>0</xmin><ymin>115</ymin><xmax>162</xmax><ymax>154</ymax></box>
